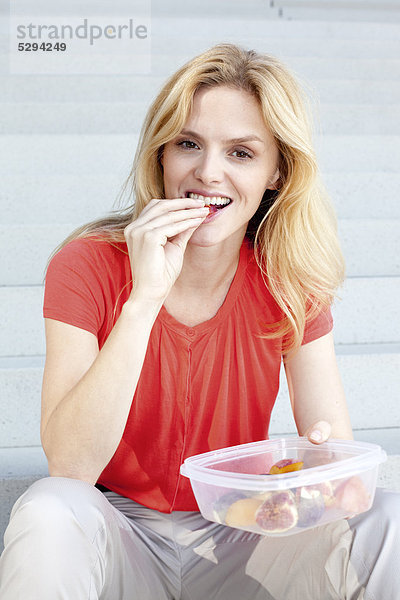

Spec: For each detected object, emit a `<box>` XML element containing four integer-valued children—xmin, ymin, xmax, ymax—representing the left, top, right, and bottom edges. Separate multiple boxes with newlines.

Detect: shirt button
<box><xmin>187</xmin><ymin>328</ymin><xmax>195</xmax><ymax>337</ymax></box>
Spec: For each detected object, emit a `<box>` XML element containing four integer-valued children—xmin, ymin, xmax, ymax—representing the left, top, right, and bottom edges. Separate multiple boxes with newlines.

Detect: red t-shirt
<box><xmin>43</xmin><ymin>236</ymin><xmax>333</xmax><ymax>512</ymax></box>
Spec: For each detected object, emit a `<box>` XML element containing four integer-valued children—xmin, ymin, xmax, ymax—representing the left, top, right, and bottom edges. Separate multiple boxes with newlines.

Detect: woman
<box><xmin>0</xmin><ymin>43</ymin><xmax>398</xmax><ymax>599</ymax></box>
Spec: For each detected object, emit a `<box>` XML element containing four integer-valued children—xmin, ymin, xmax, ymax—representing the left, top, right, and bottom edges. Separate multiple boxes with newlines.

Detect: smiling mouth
<box><xmin>185</xmin><ymin>192</ymin><xmax>232</xmax><ymax>210</ymax></box>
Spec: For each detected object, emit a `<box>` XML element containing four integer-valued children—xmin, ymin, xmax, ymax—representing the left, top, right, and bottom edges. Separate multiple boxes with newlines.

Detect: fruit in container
<box><xmin>255</xmin><ymin>490</ymin><xmax>298</xmax><ymax>533</ymax></box>
<box><xmin>334</xmin><ymin>476</ymin><xmax>371</xmax><ymax>515</ymax></box>
<box><xmin>295</xmin><ymin>486</ymin><xmax>325</xmax><ymax>527</ymax></box>
<box><xmin>268</xmin><ymin>459</ymin><xmax>304</xmax><ymax>475</ymax></box>
<box><xmin>310</xmin><ymin>480</ymin><xmax>336</xmax><ymax>507</ymax></box>
<box><xmin>224</xmin><ymin>497</ymin><xmax>264</xmax><ymax>528</ymax></box>
<box><xmin>212</xmin><ymin>491</ymin><xmax>250</xmax><ymax>523</ymax></box>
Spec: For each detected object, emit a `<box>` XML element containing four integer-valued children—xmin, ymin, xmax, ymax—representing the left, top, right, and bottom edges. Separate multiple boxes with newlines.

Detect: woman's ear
<box><xmin>266</xmin><ymin>168</ymin><xmax>280</xmax><ymax>190</ymax></box>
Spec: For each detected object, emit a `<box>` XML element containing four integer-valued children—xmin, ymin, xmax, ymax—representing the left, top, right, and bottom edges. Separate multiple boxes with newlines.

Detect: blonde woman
<box><xmin>0</xmin><ymin>44</ymin><xmax>398</xmax><ymax>599</ymax></box>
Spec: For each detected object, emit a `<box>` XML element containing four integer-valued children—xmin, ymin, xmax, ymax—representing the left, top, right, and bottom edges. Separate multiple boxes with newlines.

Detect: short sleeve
<box><xmin>43</xmin><ymin>238</ymin><xmax>105</xmax><ymax>337</ymax></box>
<box><xmin>301</xmin><ymin>306</ymin><xmax>333</xmax><ymax>345</ymax></box>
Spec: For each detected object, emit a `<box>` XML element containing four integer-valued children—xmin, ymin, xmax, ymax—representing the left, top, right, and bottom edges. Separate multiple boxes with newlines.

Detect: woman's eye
<box><xmin>232</xmin><ymin>149</ymin><xmax>252</xmax><ymax>160</ymax></box>
<box><xmin>177</xmin><ymin>140</ymin><xmax>198</xmax><ymax>149</ymax></box>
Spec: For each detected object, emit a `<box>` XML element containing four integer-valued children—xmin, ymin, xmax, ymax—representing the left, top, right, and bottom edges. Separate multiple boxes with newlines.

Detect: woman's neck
<box><xmin>163</xmin><ymin>237</ymin><xmax>245</xmax><ymax>326</ymax></box>
<box><xmin>173</xmin><ymin>238</ymin><xmax>243</xmax><ymax>297</ymax></box>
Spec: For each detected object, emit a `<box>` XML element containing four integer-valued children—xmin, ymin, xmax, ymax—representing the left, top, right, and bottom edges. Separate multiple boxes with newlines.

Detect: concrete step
<box><xmin>1</xmin><ymin>272</ymin><xmax>399</xmax><ymax>353</ymax></box>
<box><xmin>6</xmin><ymin>0</ymin><xmax>273</xmax><ymax>19</ymax></box>
<box><xmin>149</xmin><ymin>13</ymin><xmax>400</xmax><ymax>40</ymax></box>
<box><xmin>133</xmin><ymin>34</ymin><xmax>400</xmax><ymax>60</ymax></box>
<box><xmin>149</xmin><ymin>0</ymin><xmax>273</xmax><ymax>17</ymax></box>
<box><xmin>323</xmin><ymin>173</ymin><xmax>400</xmax><ymax>219</ymax></box>
<box><xmin>0</xmin><ymin>446</ymin><xmax>48</xmax><ymax>480</ymax></box>
<box><xmin>1</xmin><ymin>219</ymin><xmax>398</xmax><ymax>286</ymax></box>
<box><xmin>151</xmin><ymin>35</ymin><xmax>400</xmax><ymax>60</ymax></box>
<box><xmin>2</xmin><ymin>76</ymin><xmax>400</xmax><ymax>105</ymax></box>
<box><xmin>0</xmin><ymin>357</ymin><xmax>44</xmax><ymax>447</ymax></box>
<box><xmin>1</xmin><ymin>101</ymin><xmax>399</xmax><ymax>135</ymax></box>
<box><xmin>3</xmin><ymin>135</ymin><xmax>138</xmax><ymax>179</ymax></box>
<box><xmin>312</xmin><ymin>80</ymin><xmax>400</xmax><ymax>105</ymax></box>
<box><xmin>272</xmin><ymin>347</ymin><xmax>400</xmax><ymax>436</ymax></box>
<box><xmin>276</xmin><ymin>4</ymin><xmax>400</xmax><ymax>22</ymax></box>
<box><xmin>376</xmin><ymin>455</ymin><xmax>400</xmax><ymax>491</ymax></box>
<box><xmin>347</xmin><ymin>429</ymin><xmax>400</xmax><ymax>457</ymax></box>
<box><xmin>275</xmin><ymin>0</ymin><xmax>400</xmax><ymax>6</ymax></box>
<box><xmin>317</xmin><ymin>104</ymin><xmax>400</xmax><ymax>135</ymax></box>
<box><xmin>332</xmin><ymin>278</ymin><xmax>400</xmax><ymax>345</ymax></box>
<box><xmin>1</xmin><ymin>173</ymin><xmax>126</xmax><ymax>225</ymax></box>
<box><xmin>152</xmin><ymin>0</ymin><xmax>276</xmax><ymax>17</ymax></box>
<box><xmin>315</xmin><ymin>135</ymin><xmax>400</xmax><ymax>172</ymax></box>
<box><xmin>337</xmin><ymin>220</ymin><xmax>400</xmax><ymax>277</ymax></box>
<box><xmin>0</xmin><ymin>102</ymin><xmax>146</xmax><ymax>135</ymax></box>
<box><xmin>4</xmin><ymin>14</ymin><xmax>400</xmax><ymax>41</ymax></box>
<box><xmin>146</xmin><ymin>53</ymin><xmax>400</xmax><ymax>80</ymax></box>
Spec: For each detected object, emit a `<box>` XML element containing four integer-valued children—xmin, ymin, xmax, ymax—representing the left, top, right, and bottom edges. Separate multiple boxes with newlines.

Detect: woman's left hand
<box><xmin>304</xmin><ymin>420</ymin><xmax>332</xmax><ymax>444</ymax></box>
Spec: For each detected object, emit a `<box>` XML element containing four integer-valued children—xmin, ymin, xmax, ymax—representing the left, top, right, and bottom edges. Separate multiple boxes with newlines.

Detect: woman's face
<box><xmin>161</xmin><ymin>85</ymin><xmax>280</xmax><ymax>248</ymax></box>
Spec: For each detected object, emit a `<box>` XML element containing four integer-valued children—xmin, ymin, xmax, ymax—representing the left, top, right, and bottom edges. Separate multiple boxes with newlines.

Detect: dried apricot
<box><xmin>268</xmin><ymin>458</ymin><xmax>304</xmax><ymax>475</ymax></box>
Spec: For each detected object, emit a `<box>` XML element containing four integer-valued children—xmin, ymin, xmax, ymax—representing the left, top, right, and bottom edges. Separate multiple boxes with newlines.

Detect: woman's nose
<box><xmin>194</xmin><ymin>151</ymin><xmax>224</xmax><ymax>184</ymax></box>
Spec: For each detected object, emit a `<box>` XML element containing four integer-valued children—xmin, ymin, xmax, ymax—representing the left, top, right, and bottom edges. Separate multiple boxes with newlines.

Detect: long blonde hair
<box><xmin>52</xmin><ymin>43</ymin><xmax>345</xmax><ymax>353</ymax></box>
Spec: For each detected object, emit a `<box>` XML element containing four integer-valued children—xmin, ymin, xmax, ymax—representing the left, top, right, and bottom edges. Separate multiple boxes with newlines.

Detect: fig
<box><xmin>268</xmin><ymin>459</ymin><xmax>304</xmax><ymax>475</ymax></box>
<box><xmin>255</xmin><ymin>490</ymin><xmax>298</xmax><ymax>533</ymax></box>
<box><xmin>311</xmin><ymin>480</ymin><xmax>336</xmax><ymax>507</ymax></box>
<box><xmin>224</xmin><ymin>497</ymin><xmax>264</xmax><ymax>528</ymax></box>
<box><xmin>212</xmin><ymin>491</ymin><xmax>249</xmax><ymax>523</ymax></box>
<box><xmin>334</xmin><ymin>476</ymin><xmax>371</xmax><ymax>515</ymax></box>
<box><xmin>296</xmin><ymin>486</ymin><xmax>325</xmax><ymax>527</ymax></box>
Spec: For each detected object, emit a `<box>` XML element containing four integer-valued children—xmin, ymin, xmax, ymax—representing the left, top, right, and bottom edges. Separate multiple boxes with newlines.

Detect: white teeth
<box><xmin>187</xmin><ymin>192</ymin><xmax>231</xmax><ymax>206</ymax></box>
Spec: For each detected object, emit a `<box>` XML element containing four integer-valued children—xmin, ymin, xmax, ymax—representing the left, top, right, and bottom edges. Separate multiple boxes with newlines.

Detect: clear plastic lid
<box><xmin>180</xmin><ymin>438</ymin><xmax>387</xmax><ymax>491</ymax></box>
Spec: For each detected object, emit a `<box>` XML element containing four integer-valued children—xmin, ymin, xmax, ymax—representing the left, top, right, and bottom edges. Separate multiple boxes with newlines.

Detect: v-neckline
<box><xmin>158</xmin><ymin>238</ymin><xmax>253</xmax><ymax>338</ymax></box>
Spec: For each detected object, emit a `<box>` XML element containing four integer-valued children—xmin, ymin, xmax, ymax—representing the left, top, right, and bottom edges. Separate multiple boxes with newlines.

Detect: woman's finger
<box><xmin>305</xmin><ymin>420</ymin><xmax>332</xmax><ymax>445</ymax></box>
<box><xmin>125</xmin><ymin>206</ymin><xmax>208</xmax><ymax>240</ymax></box>
<box><xmin>138</xmin><ymin>215</ymin><xmax>208</xmax><ymax>246</ymax></box>
<box><xmin>141</xmin><ymin>206</ymin><xmax>209</xmax><ymax>230</ymax></box>
<box><xmin>135</xmin><ymin>197</ymin><xmax>205</xmax><ymax>224</ymax></box>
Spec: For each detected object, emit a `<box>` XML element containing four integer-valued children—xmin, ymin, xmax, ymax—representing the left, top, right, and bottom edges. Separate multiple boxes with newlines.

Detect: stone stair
<box><xmin>1</xmin><ymin>0</ymin><xmax>399</xmax><ymax>552</ymax></box>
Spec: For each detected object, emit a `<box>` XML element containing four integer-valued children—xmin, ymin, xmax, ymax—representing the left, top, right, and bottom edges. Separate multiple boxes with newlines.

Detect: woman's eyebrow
<box><xmin>179</xmin><ymin>129</ymin><xmax>265</xmax><ymax>145</ymax></box>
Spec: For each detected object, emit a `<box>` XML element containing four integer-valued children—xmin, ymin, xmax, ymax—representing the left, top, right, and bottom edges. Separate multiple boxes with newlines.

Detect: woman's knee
<box><xmin>0</xmin><ymin>478</ymin><xmax>117</xmax><ymax>596</ymax></box>
<box><xmin>6</xmin><ymin>476</ymin><xmax>111</xmax><ymax>543</ymax></box>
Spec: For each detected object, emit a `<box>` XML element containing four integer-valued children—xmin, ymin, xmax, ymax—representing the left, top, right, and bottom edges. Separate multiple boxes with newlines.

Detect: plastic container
<box><xmin>180</xmin><ymin>438</ymin><xmax>387</xmax><ymax>537</ymax></box>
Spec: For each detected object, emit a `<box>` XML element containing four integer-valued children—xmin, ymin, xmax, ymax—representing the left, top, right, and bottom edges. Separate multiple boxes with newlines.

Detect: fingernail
<box><xmin>310</xmin><ymin>430</ymin><xmax>322</xmax><ymax>442</ymax></box>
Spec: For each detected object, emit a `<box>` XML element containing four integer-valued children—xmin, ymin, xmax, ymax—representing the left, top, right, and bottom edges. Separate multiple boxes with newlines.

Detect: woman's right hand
<box><xmin>124</xmin><ymin>197</ymin><xmax>209</xmax><ymax>303</ymax></box>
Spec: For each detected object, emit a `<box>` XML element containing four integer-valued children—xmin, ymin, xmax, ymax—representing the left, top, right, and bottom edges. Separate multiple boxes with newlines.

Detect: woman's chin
<box><xmin>187</xmin><ymin>225</ymin><xmax>246</xmax><ymax>250</ymax></box>
<box><xmin>187</xmin><ymin>229</ymin><xmax>219</xmax><ymax>247</ymax></box>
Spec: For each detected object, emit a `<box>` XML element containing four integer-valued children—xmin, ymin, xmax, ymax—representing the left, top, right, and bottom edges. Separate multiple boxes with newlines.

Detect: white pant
<box><xmin>0</xmin><ymin>477</ymin><xmax>399</xmax><ymax>599</ymax></box>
